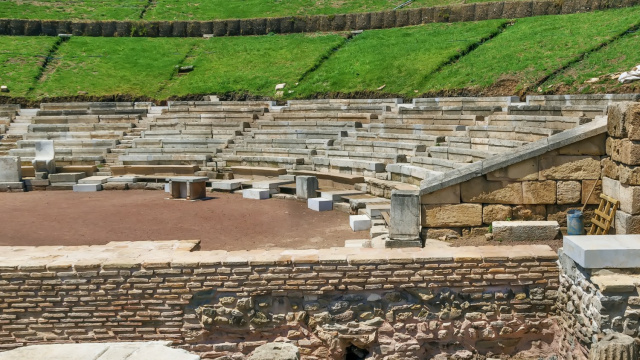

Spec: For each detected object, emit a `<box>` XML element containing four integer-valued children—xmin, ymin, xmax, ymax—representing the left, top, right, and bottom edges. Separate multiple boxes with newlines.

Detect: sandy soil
<box><xmin>0</xmin><ymin>190</ymin><xmax>366</xmax><ymax>250</ymax></box>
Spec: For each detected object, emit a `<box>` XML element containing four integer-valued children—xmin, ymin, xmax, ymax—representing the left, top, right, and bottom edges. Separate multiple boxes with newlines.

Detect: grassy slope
<box><xmin>0</xmin><ymin>0</ymin><xmax>147</xmax><ymax>20</ymax></box>
<box><xmin>0</xmin><ymin>36</ymin><xmax>59</xmax><ymax>97</ymax></box>
<box><xmin>421</xmin><ymin>8</ymin><xmax>640</xmax><ymax>94</ymax></box>
<box><xmin>0</xmin><ymin>0</ymin><xmax>525</xmax><ymax>21</ymax></box>
<box><xmin>541</xmin><ymin>29</ymin><xmax>640</xmax><ymax>93</ymax></box>
<box><xmin>158</xmin><ymin>34</ymin><xmax>345</xmax><ymax>98</ymax></box>
<box><xmin>34</xmin><ymin>37</ymin><xmax>196</xmax><ymax>98</ymax></box>
<box><xmin>293</xmin><ymin>20</ymin><xmax>506</xmax><ymax>97</ymax></box>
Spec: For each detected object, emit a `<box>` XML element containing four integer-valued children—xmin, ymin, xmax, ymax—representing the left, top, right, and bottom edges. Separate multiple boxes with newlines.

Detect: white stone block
<box><xmin>321</xmin><ymin>190</ymin><xmax>364</xmax><ymax>201</ymax></box>
<box><xmin>73</xmin><ymin>184</ymin><xmax>102</xmax><ymax>192</ymax></box>
<box><xmin>563</xmin><ymin>235</ymin><xmax>640</xmax><ymax>268</ymax></box>
<box><xmin>0</xmin><ymin>156</ymin><xmax>22</xmax><ymax>182</ymax></box>
<box><xmin>492</xmin><ymin>221</ymin><xmax>559</xmax><ymax>241</ymax></box>
<box><xmin>350</xmin><ymin>215</ymin><xmax>372</xmax><ymax>231</ymax></box>
<box><xmin>78</xmin><ymin>176</ymin><xmax>111</xmax><ymax>185</ymax></box>
<box><xmin>252</xmin><ymin>179</ymin><xmax>293</xmax><ymax>190</ymax></box>
<box><xmin>165</xmin><ymin>183</ymin><xmax>171</xmax><ymax>193</ymax></box>
<box><xmin>243</xmin><ymin>188</ymin><xmax>270</xmax><ymax>200</ymax></box>
<box><xmin>308</xmin><ymin>197</ymin><xmax>332</xmax><ymax>211</ymax></box>
<box><xmin>211</xmin><ymin>179</ymin><xmax>247</xmax><ymax>191</ymax></box>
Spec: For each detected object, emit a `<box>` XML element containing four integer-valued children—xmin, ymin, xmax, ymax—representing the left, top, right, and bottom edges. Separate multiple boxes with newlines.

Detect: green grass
<box><xmin>540</xmin><ymin>29</ymin><xmax>640</xmax><ymax>93</ymax></box>
<box><xmin>293</xmin><ymin>20</ymin><xmax>506</xmax><ymax>97</ymax></box>
<box><xmin>421</xmin><ymin>8</ymin><xmax>640</xmax><ymax>93</ymax></box>
<box><xmin>34</xmin><ymin>37</ymin><xmax>196</xmax><ymax>98</ymax></box>
<box><xmin>158</xmin><ymin>33</ymin><xmax>345</xmax><ymax>98</ymax></box>
<box><xmin>0</xmin><ymin>36</ymin><xmax>59</xmax><ymax>97</ymax></box>
<box><xmin>0</xmin><ymin>0</ymin><xmax>147</xmax><ymax>20</ymax></box>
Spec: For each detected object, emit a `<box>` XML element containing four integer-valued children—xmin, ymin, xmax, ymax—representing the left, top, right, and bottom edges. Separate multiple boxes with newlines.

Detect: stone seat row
<box><xmin>140</xmin><ymin>129</ymin><xmax>240</xmax><ymax>140</ymax></box>
<box><xmin>28</xmin><ymin>123</ymin><xmax>135</xmax><ymax>132</ymax></box>
<box><xmin>39</xmin><ymin>101</ymin><xmax>152</xmax><ymax>111</ymax></box>
<box><xmin>146</xmin><ymin>121</ymin><xmax>250</xmax><ymax>131</ymax></box>
<box><xmin>30</xmin><ymin>114</ymin><xmax>142</xmax><ymax>124</ymax></box>
<box><xmin>23</xmin><ymin>131</ymin><xmax>126</xmax><ymax>140</ymax></box>
<box><xmin>36</xmin><ymin>109</ymin><xmax>147</xmax><ymax>117</ymax></box>
<box><xmin>149</xmin><ymin>113</ymin><xmax>257</xmax><ymax>122</ymax></box>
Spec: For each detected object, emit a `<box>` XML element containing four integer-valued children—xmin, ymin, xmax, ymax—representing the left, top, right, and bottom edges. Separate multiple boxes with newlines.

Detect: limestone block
<box><xmin>422</xmin><ymin>203</ymin><xmax>482</xmax><ymax>227</ymax></box>
<box><xmin>420</xmin><ymin>184</ymin><xmax>460</xmax><ymax>204</ymax></box>
<box><xmin>512</xmin><ymin>204</ymin><xmax>547</xmax><ymax>221</ymax></box>
<box><xmin>425</xmin><ymin>228</ymin><xmax>461</xmax><ymax>239</ymax></box>
<box><xmin>486</xmin><ymin>158</ymin><xmax>538</xmax><ymax>181</ymax></box>
<box><xmin>557</xmin><ymin>181</ymin><xmax>582</xmax><ymax>204</ymax></box>
<box><xmin>0</xmin><ymin>156</ymin><xmax>22</xmax><ymax>182</ymax></box>
<box><xmin>296</xmin><ymin>176</ymin><xmax>318</xmax><ymax>199</ymax></box>
<box><xmin>539</xmin><ymin>155</ymin><xmax>601</xmax><ymax>180</ymax></box>
<box><xmin>564</xmin><ymin>235</ymin><xmax>640</xmax><ymax>268</ymax></box>
<box><xmin>482</xmin><ymin>204</ymin><xmax>512</xmax><ymax>224</ymax></box>
<box><xmin>492</xmin><ymin>221</ymin><xmax>559</xmax><ymax>241</ymax></box>
<box><xmin>308</xmin><ymin>197</ymin><xmax>332</xmax><ymax>211</ymax></box>
<box><xmin>619</xmin><ymin>184</ymin><xmax>640</xmax><ymax>215</ymax></box>
<box><xmin>601</xmin><ymin>157</ymin><xmax>620</xmax><ymax>180</ymax></box>
<box><xmin>608</xmin><ymin>102</ymin><xmax>640</xmax><ymax>140</ymax></box>
<box><xmin>249</xmin><ymin>342</ymin><xmax>300</xmax><ymax>360</ymax></box>
<box><xmin>211</xmin><ymin>179</ymin><xmax>247</xmax><ymax>191</ymax></box>
<box><xmin>73</xmin><ymin>184</ymin><xmax>102</xmax><ymax>192</ymax></box>
<box><xmin>582</xmin><ymin>180</ymin><xmax>602</xmax><ymax>205</ymax></box>
<box><xmin>350</xmin><ymin>215</ymin><xmax>371</xmax><ymax>231</ymax></box>
<box><xmin>460</xmin><ymin>177</ymin><xmax>523</xmax><ymax>204</ymax></box>
<box><xmin>602</xmin><ymin>176</ymin><xmax>620</xmax><ymax>201</ymax></box>
<box><xmin>49</xmin><ymin>172</ymin><xmax>86</xmax><ymax>183</ymax></box>
<box><xmin>610</xmin><ymin>138</ymin><xmax>640</xmax><ymax>166</ymax></box>
<box><xmin>243</xmin><ymin>188</ymin><xmax>269</xmax><ymax>200</ymax></box>
<box><xmin>0</xmin><ymin>182</ymin><xmax>24</xmax><ymax>192</ymax></box>
<box><xmin>389</xmin><ymin>190</ymin><xmax>420</xmax><ymax>241</ymax></box>
<box><xmin>522</xmin><ymin>181</ymin><xmax>556</xmax><ymax>204</ymax></box>
<box><xmin>557</xmin><ymin>133</ymin><xmax>606</xmax><ymax>156</ymax></box>
<box><xmin>615</xmin><ymin>210</ymin><xmax>640</xmax><ymax>234</ymax></box>
<box><xmin>77</xmin><ymin>176</ymin><xmax>110</xmax><ymax>184</ymax></box>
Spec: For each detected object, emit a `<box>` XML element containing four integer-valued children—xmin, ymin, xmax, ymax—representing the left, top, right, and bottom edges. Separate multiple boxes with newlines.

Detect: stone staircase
<box><xmin>0</xmin><ymin>109</ymin><xmax>36</xmax><ymax>156</ymax></box>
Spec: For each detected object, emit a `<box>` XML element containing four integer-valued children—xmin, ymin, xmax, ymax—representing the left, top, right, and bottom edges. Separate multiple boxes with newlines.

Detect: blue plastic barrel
<box><xmin>567</xmin><ymin>210</ymin><xmax>584</xmax><ymax>235</ymax></box>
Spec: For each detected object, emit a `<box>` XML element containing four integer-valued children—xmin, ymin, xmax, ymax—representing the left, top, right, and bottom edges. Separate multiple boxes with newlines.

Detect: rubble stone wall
<box><xmin>0</xmin><ymin>242</ymin><xmax>559</xmax><ymax>359</ymax></box>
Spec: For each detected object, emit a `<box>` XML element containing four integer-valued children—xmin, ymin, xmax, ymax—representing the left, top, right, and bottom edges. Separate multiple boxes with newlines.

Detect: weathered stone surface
<box><xmin>482</xmin><ymin>204</ymin><xmax>512</xmax><ymax>224</ymax></box>
<box><xmin>557</xmin><ymin>181</ymin><xmax>582</xmax><ymax>204</ymax></box>
<box><xmin>619</xmin><ymin>183</ymin><xmax>640</xmax><ymax>215</ymax></box>
<box><xmin>582</xmin><ymin>180</ymin><xmax>602</xmax><ymax>205</ymax></box>
<box><xmin>0</xmin><ymin>156</ymin><xmax>22</xmax><ymax>182</ymax></box>
<box><xmin>296</xmin><ymin>176</ymin><xmax>318</xmax><ymax>199</ymax></box>
<box><xmin>565</xmin><ymin>235</ymin><xmax>640</xmax><ymax>268</ymax></box>
<box><xmin>422</xmin><ymin>204</ymin><xmax>482</xmax><ymax>227</ymax></box>
<box><xmin>587</xmin><ymin>332</ymin><xmax>637</xmax><ymax>360</ymax></box>
<box><xmin>522</xmin><ymin>181</ymin><xmax>556</xmax><ymax>204</ymax></box>
<box><xmin>460</xmin><ymin>177</ymin><xmax>523</xmax><ymax>204</ymax></box>
<box><xmin>420</xmin><ymin>184</ymin><xmax>460</xmax><ymax>204</ymax></box>
<box><xmin>424</xmin><ymin>228</ymin><xmax>461</xmax><ymax>240</ymax></box>
<box><xmin>608</xmin><ymin>102</ymin><xmax>640</xmax><ymax>140</ymax></box>
<box><xmin>539</xmin><ymin>155</ymin><xmax>601</xmax><ymax>180</ymax></box>
<box><xmin>615</xmin><ymin>210</ymin><xmax>640</xmax><ymax>235</ymax></box>
<box><xmin>512</xmin><ymin>205</ymin><xmax>546</xmax><ymax>221</ymax></box>
<box><xmin>389</xmin><ymin>190</ymin><xmax>420</xmax><ymax>241</ymax></box>
<box><xmin>248</xmin><ymin>342</ymin><xmax>299</xmax><ymax>360</ymax></box>
<box><xmin>609</xmin><ymin>138</ymin><xmax>640</xmax><ymax>166</ymax></box>
<box><xmin>558</xmin><ymin>133</ymin><xmax>607</xmax><ymax>156</ymax></box>
<box><xmin>492</xmin><ymin>221</ymin><xmax>559</xmax><ymax>241</ymax></box>
<box><xmin>485</xmin><ymin>158</ymin><xmax>538</xmax><ymax>181</ymax></box>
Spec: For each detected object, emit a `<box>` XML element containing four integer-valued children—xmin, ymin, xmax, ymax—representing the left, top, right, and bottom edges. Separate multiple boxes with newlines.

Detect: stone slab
<box><xmin>107</xmin><ymin>176</ymin><xmax>139</xmax><ymax>183</ymax></box>
<box><xmin>49</xmin><ymin>172</ymin><xmax>86</xmax><ymax>183</ymax></box>
<box><xmin>308</xmin><ymin>197</ymin><xmax>332</xmax><ymax>211</ymax></box>
<box><xmin>243</xmin><ymin>188</ymin><xmax>270</xmax><ymax>200</ymax></box>
<box><xmin>321</xmin><ymin>190</ymin><xmax>364</xmax><ymax>201</ymax></box>
<box><xmin>296</xmin><ymin>175</ymin><xmax>318</xmax><ymax>199</ymax></box>
<box><xmin>73</xmin><ymin>184</ymin><xmax>102</xmax><ymax>192</ymax></box>
<box><xmin>389</xmin><ymin>190</ymin><xmax>421</xmax><ymax>241</ymax></box>
<box><xmin>78</xmin><ymin>176</ymin><xmax>111</xmax><ymax>184</ymax></box>
<box><xmin>252</xmin><ymin>179</ymin><xmax>294</xmax><ymax>190</ymax></box>
<box><xmin>563</xmin><ymin>235</ymin><xmax>640</xmax><ymax>268</ymax></box>
<box><xmin>365</xmin><ymin>204</ymin><xmax>391</xmax><ymax>219</ymax></box>
<box><xmin>350</xmin><ymin>215</ymin><xmax>371</xmax><ymax>231</ymax></box>
<box><xmin>0</xmin><ymin>156</ymin><xmax>21</xmax><ymax>182</ymax></box>
<box><xmin>211</xmin><ymin>179</ymin><xmax>247</xmax><ymax>191</ymax></box>
<box><xmin>492</xmin><ymin>221</ymin><xmax>559</xmax><ymax>241</ymax></box>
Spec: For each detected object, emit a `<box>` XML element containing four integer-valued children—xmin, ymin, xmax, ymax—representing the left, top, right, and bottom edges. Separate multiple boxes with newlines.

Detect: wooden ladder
<box><xmin>588</xmin><ymin>194</ymin><xmax>620</xmax><ymax>235</ymax></box>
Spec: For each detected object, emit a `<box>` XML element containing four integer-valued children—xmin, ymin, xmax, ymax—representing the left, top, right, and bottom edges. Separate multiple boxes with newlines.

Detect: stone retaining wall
<box><xmin>0</xmin><ymin>241</ymin><xmax>559</xmax><ymax>358</ymax></box>
<box><xmin>1</xmin><ymin>0</ymin><xmax>639</xmax><ymax>37</ymax></box>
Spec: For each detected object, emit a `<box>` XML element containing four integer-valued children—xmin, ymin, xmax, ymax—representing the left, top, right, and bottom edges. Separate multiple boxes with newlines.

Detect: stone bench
<box><xmin>291</xmin><ymin>169</ymin><xmax>364</xmax><ymax>188</ymax></box>
<box><xmin>386</xmin><ymin>163</ymin><xmax>443</xmax><ymax>185</ymax></box>
<box><xmin>232</xmin><ymin>147</ymin><xmax>316</xmax><ymax>158</ymax></box>
<box><xmin>467</xmin><ymin>125</ymin><xmax>559</xmax><ymax>142</ymax></box>
<box><xmin>354</xmin><ymin>132</ymin><xmax>444</xmax><ymax>146</ymax></box>
<box><xmin>132</xmin><ymin>138</ymin><xmax>229</xmax><ymax>149</ymax></box>
<box><xmin>252</xmin><ymin>129</ymin><xmax>348</xmax><ymax>140</ymax></box>
<box><xmin>11</xmin><ymin>148</ymin><xmax>108</xmax><ymax>158</ymax></box>
<box><xmin>340</xmin><ymin>139</ymin><xmax>426</xmax><ymax>155</ymax></box>
<box><xmin>169</xmin><ymin>176</ymin><xmax>208</xmax><ymax>200</ymax></box>
<box><xmin>141</xmin><ymin>130</ymin><xmax>239</xmax><ymax>139</ymax></box>
<box><xmin>230</xmin><ymin>166</ymin><xmax>287</xmax><ymax>178</ymax></box>
<box><xmin>169</xmin><ymin>100</ymin><xmax>274</xmax><ymax>108</ymax></box>
<box><xmin>244</xmin><ymin>138</ymin><xmax>333</xmax><ymax>150</ymax></box>
<box><xmin>287</xmin><ymin>98</ymin><xmax>401</xmax><ymax>106</ymax></box>
<box><xmin>16</xmin><ymin>139</ymin><xmax>117</xmax><ymax>149</ymax></box>
<box><xmin>28</xmin><ymin>123</ymin><xmax>133</xmax><ymax>132</ymax></box>
<box><xmin>255</xmin><ymin>120</ymin><xmax>362</xmax><ymax>131</ymax></box>
<box><xmin>428</xmin><ymin>146</ymin><xmax>495</xmax><ymax>163</ymax></box>
<box><xmin>410</xmin><ymin>156</ymin><xmax>460</xmax><ymax>172</ymax></box>
<box><xmin>124</xmin><ymin>148</ymin><xmax>220</xmax><ymax>156</ymax></box>
<box><xmin>147</xmin><ymin>121</ymin><xmax>248</xmax><ymax>131</ymax></box>
<box><xmin>413</xmin><ymin>96</ymin><xmax>519</xmax><ymax>107</ymax></box>
<box><xmin>111</xmin><ymin>165</ymin><xmax>199</xmax><ymax>176</ymax></box>
<box><xmin>37</xmin><ymin>109</ymin><xmax>146</xmax><ymax>116</ymax></box>
<box><xmin>264</xmin><ymin>112</ymin><xmax>375</xmax><ymax>123</ymax></box>
<box><xmin>367</xmin><ymin>123</ymin><xmax>467</xmax><ymax>137</ymax></box>
<box><xmin>376</xmin><ymin>114</ymin><xmax>481</xmax><ymax>126</ymax></box>
<box><xmin>526</xmin><ymin>94</ymin><xmax>640</xmax><ymax>106</ymax></box>
<box><xmin>325</xmin><ymin>150</ymin><xmax>406</xmax><ymax>164</ymax></box>
<box><xmin>445</xmin><ymin>137</ymin><xmax>527</xmax><ymax>152</ymax></box>
<box><xmin>40</xmin><ymin>102</ymin><xmax>135</xmax><ymax>111</ymax></box>
<box><xmin>24</xmin><ymin>131</ymin><xmax>125</xmax><ymax>140</ymax></box>
<box><xmin>399</xmin><ymin>106</ymin><xmax>500</xmax><ymax>117</ymax></box>
<box><xmin>487</xmin><ymin>114</ymin><xmax>589</xmax><ymax>130</ymax></box>
<box><xmin>119</xmin><ymin>154</ymin><xmax>211</xmax><ymax>165</ymax></box>
<box><xmin>312</xmin><ymin>157</ymin><xmax>386</xmax><ymax>176</ymax></box>
<box><xmin>507</xmin><ymin>104</ymin><xmax>606</xmax><ymax>118</ymax></box>
<box><xmin>152</xmin><ymin>113</ymin><xmax>257</xmax><ymax>122</ymax></box>
<box><xmin>31</xmin><ymin>114</ymin><xmax>141</xmax><ymax>125</ymax></box>
<box><xmin>164</xmin><ymin>106</ymin><xmax>265</xmax><ymax>116</ymax></box>
<box><xmin>220</xmin><ymin>155</ymin><xmax>304</xmax><ymax>168</ymax></box>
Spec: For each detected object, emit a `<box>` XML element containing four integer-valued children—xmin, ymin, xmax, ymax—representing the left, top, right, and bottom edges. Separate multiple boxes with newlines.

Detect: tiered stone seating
<box><xmin>525</xmin><ymin>94</ymin><xmax>640</xmax><ymax>106</ymax></box>
<box><xmin>374</xmin><ymin>114</ymin><xmax>481</xmax><ymax>125</ymax></box>
<box><xmin>262</xmin><ymin>112</ymin><xmax>376</xmax><ymax>123</ymax></box>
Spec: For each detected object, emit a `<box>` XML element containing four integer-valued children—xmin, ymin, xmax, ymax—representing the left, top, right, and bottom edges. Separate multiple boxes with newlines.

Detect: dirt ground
<box><xmin>0</xmin><ymin>190</ymin><xmax>367</xmax><ymax>250</ymax></box>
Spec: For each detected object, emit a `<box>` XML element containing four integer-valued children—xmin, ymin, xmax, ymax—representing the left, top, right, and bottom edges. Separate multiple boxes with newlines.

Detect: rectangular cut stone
<box><xmin>389</xmin><ymin>190</ymin><xmax>420</xmax><ymax>241</ymax></box>
<box><xmin>460</xmin><ymin>177</ymin><xmax>523</xmax><ymax>204</ymax></box>
<box><xmin>321</xmin><ymin>190</ymin><xmax>364</xmax><ymax>201</ymax></box>
<box><xmin>78</xmin><ymin>176</ymin><xmax>110</xmax><ymax>184</ymax></box>
<box><xmin>0</xmin><ymin>156</ymin><xmax>22</xmax><ymax>182</ymax></box>
<box><xmin>365</xmin><ymin>204</ymin><xmax>391</xmax><ymax>219</ymax></box>
<box><xmin>73</xmin><ymin>183</ymin><xmax>102</xmax><ymax>192</ymax></box>
<box><xmin>420</xmin><ymin>185</ymin><xmax>460</xmax><ymax>204</ymax></box>
<box><xmin>211</xmin><ymin>179</ymin><xmax>247</xmax><ymax>191</ymax></box>
<box><xmin>422</xmin><ymin>204</ymin><xmax>482</xmax><ymax>227</ymax></box>
<box><xmin>564</xmin><ymin>235</ymin><xmax>640</xmax><ymax>268</ymax></box>
<box><xmin>486</xmin><ymin>158</ymin><xmax>538</xmax><ymax>181</ymax></box>
<box><xmin>243</xmin><ymin>188</ymin><xmax>269</xmax><ymax>200</ymax></box>
<box><xmin>107</xmin><ymin>176</ymin><xmax>139</xmax><ymax>183</ymax></box>
<box><xmin>581</xmin><ymin>180</ymin><xmax>602</xmax><ymax>205</ymax></box>
<box><xmin>482</xmin><ymin>204</ymin><xmax>512</xmax><ymax>224</ymax></box>
<box><xmin>296</xmin><ymin>176</ymin><xmax>318</xmax><ymax>199</ymax></box>
<box><xmin>350</xmin><ymin>215</ymin><xmax>371</xmax><ymax>231</ymax></box>
<box><xmin>522</xmin><ymin>181</ymin><xmax>556</xmax><ymax>204</ymax></box>
<box><xmin>32</xmin><ymin>140</ymin><xmax>56</xmax><ymax>174</ymax></box>
<box><xmin>539</xmin><ymin>155</ymin><xmax>601</xmax><ymax>180</ymax></box>
<box><xmin>492</xmin><ymin>221</ymin><xmax>559</xmax><ymax>241</ymax></box>
<box><xmin>49</xmin><ymin>172</ymin><xmax>86</xmax><ymax>183</ymax></box>
<box><xmin>252</xmin><ymin>179</ymin><xmax>294</xmax><ymax>190</ymax></box>
<box><xmin>619</xmin><ymin>183</ymin><xmax>640</xmax><ymax>215</ymax></box>
<box><xmin>609</xmin><ymin>138</ymin><xmax>640</xmax><ymax>166</ymax></box>
<box><xmin>602</xmin><ymin>176</ymin><xmax>620</xmax><ymax>201</ymax></box>
<box><xmin>308</xmin><ymin>197</ymin><xmax>332</xmax><ymax>211</ymax></box>
<box><xmin>615</xmin><ymin>210</ymin><xmax>640</xmax><ymax>234</ymax></box>
<box><xmin>557</xmin><ymin>181</ymin><xmax>581</xmax><ymax>204</ymax></box>
<box><xmin>608</xmin><ymin>102</ymin><xmax>640</xmax><ymax>140</ymax></box>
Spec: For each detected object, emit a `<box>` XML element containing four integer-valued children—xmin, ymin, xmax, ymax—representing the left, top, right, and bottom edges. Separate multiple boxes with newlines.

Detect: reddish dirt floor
<box><xmin>0</xmin><ymin>190</ymin><xmax>366</xmax><ymax>250</ymax></box>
